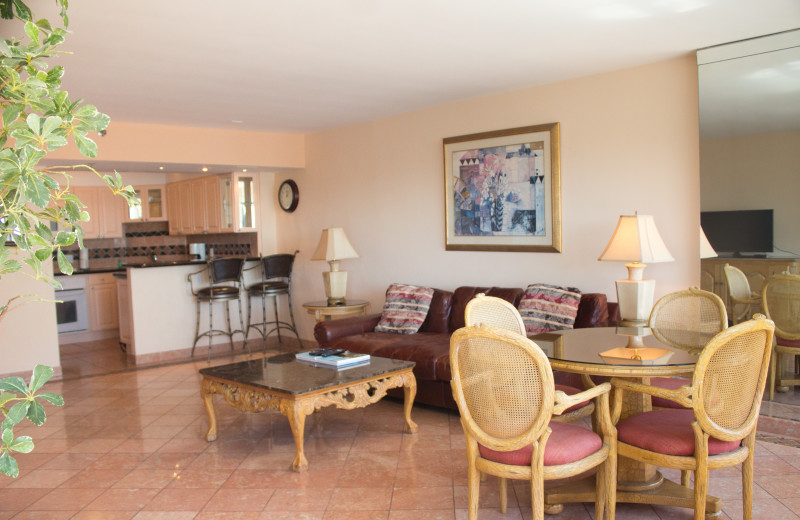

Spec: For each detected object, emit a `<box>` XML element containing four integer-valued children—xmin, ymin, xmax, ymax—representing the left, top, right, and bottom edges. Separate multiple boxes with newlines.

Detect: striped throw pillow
<box><xmin>374</xmin><ymin>284</ymin><xmax>434</xmax><ymax>334</ymax></box>
<box><xmin>519</xmin><ymin>284</ymin><xmax>582</xmax><ymax>335</ymax></box>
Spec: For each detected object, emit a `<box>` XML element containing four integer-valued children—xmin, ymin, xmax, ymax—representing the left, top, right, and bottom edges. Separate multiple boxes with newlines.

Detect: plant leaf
<box><xmin>36</xmin><ymin>393</ymin><xmax>64</xmax><ymax>406</ymax></box>
<box><xmin>0</xmin><ymin>377</ymin><xmax>27</xmax><ymax>394</ymax></box>
<box><xmin>9</xmin><ymin>435</ymin><xmax>34</xmax><ymax>454</ymax></box>
<box><xmin>73</xmin><ymin>132</ymin><xmax>98</xmax><ymax>158</ymax></box>
<box><xmin>56</xmin><ymin>249</ymin><xmax>73</xmax><ymax>275</ymax></box>
<box><xmin>28</xmin><ymin>365</ymin><xmax>54</xmax><ymax>393</ymax></box>
<box><xmin>0</xmin><ymin>451</ymin><xmax>19</xmax><ymax>478</ymax></box>
<box><xmin>4</xmin><ymin>401</ymin><xmax>30</xmax><ymax>428</ymax></box>
<box><xmin>26</xmin><ymin>401</ymin><xmax>46</xmax><ymax>426</ymax></box>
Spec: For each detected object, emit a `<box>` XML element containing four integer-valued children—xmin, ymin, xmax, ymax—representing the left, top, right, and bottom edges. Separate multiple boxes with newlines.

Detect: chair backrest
<box><xmin>690</xmin><ymin>316</ymin><xmax>774</xmax><ymax>441</ymax></box>
<box><xmin>464</xmin><ymin>293</ymin><xmax>526</xmax><ymax>335</ymax></box>
<box><xmin>648</xmin><ymin>287</ymin><xmax>727</xmax><ymax>350</ymax></box>
<box><xmin>209</xmin><ymin>257</ymin><xmax>244</xmax><ymax>285</ymax></box>
<box><xmin>261</xmin><ymin>250</ymin><xmax>298</xmax><ymax>281</ymax></box>
<box><xmin>762</xmin><ymin>273</ymin><xmax>800</xmax><ymax>341</ymax></box>
<box><xmin>724</xmin><ymin>263</ymin><xmax>753</xmax><ymax>302</ymax></box>
<box><xmin>450</xmin><ymin>325</ymin><xmax>554</xmax><ymax>451</ymax></box>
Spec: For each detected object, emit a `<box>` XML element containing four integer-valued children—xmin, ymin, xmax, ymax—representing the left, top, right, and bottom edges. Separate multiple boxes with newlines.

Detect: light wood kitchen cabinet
<box><xmin>116</xmin><ymin>275</ymin><xmax>131</xmax><ymax>347</ymax></box>
<box><xmin>125</xmin><ymin>185</ymin><xmax>166</xmax><ymax>222</ymax></box>
<box><xmin>166</xmin><ymin>173</ymin><xmax>257</xmax><ymax>235</ymax></box>
<box><xmin>72</xmin><ymin>186</ymin><xmax>125</xmax><ymax>239</ymax></box>
<box><xmin>87</xmin><ymin>273</ymin><xmax>119</xmax><ymax>331</ymax></box>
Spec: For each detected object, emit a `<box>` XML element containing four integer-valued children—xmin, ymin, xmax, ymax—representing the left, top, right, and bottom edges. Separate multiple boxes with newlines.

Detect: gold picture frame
<box><xmin>443</xmin><ymin>122</ymin><xmax>562</xmax><ymax>252</ymax></box>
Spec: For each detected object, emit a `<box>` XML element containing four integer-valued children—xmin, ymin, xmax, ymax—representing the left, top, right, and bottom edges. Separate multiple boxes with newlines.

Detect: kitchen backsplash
<box><xmin>60</xmin><ymin>222</ymin><xmax>257</xmax><ymax>270</ymax></box>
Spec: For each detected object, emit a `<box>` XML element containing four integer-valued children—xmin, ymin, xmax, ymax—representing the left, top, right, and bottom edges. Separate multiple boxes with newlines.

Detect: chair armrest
<box><xmin>186</xmin><ymin>268</ymin><xmax>206</xmax><ymax>296</ymax></box>
<box><xmin>313</xmin><ymin>313</ymin><xmax>383</xmax><ymax>345</ymax></box>
<box><xmin>553</xmin><ymin>382</ymin><xmax>611</xmax><ymax>415</ymax></box>
<box><xmin>609</xmin><ymin>377</ymin><xmax>693</xmax><ymax>423</ymax></box>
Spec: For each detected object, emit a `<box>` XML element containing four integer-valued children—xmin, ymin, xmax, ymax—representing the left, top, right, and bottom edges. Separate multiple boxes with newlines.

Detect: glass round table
<box><xmin>529</xmin><ymin>326</ymin><xmax>723</xmax><ymax>517</ymax></box>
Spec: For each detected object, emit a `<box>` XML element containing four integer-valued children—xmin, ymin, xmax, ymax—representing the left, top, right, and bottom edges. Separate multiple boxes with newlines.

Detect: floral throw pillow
<box><xmin>374</xmin><ymin>284</ymin><xmax>435</xmax><ymax>334</ymax></box>
<box><xmin>519</xmin><ymin>284</ymin><xmax>582</xmax><ymax>335</ymax></box>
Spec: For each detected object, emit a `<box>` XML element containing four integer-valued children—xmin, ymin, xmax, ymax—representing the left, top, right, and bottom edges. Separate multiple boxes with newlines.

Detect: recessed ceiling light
<box><xmin>202</xmin><ymin>167</ymin><xmax>208</xmax><ymax>172</ymax></box>
<box><xmin>242</xmin><ymin>169</ymin><xmax>248</xmax><ymax>172</ymax></box>
<box><xmin>159</xmin><ymin>166</ymin><xmax>164</xmax><ymax>170</ymax></box>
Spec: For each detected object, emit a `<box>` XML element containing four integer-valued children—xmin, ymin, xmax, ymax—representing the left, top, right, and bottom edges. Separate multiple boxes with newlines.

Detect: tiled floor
<box><xmin>3</xmin><ymin>342</ymin><xmax>800</xmax><ymax>518</ymax></box>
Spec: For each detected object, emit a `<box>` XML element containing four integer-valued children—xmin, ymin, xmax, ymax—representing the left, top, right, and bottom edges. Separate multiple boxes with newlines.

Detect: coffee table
<box><xmin>199</xmin><ymin>354</ymin><xmax>418</xmax><ymax>472</ymax></box>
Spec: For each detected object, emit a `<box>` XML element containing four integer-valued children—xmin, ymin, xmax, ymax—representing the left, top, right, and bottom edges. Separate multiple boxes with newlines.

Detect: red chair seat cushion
<box><xmin>650</xmin><ymin>377</ymin><xmax>690</xmax><ymax>409</ymax></box>
<box><xmin>555</xmin><ymin>384</ymin><xmax>591</xmax><ymax>413</ymax></box>
<box><xmin>478</xmin><ymin>420</ymin><xmax>603</xmax><ymax>467</ymax></box>
<box><xmin>617</xmin><ymin>409</ymin><xmax>740</xmax><ymax>456</ymax></box>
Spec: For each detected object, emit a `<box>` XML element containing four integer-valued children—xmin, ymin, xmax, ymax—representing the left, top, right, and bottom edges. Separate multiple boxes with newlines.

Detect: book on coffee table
<box><xmin>295</xmin><ymin>350</ymin><xmax>370</xmax><ymax>368</ymax></box>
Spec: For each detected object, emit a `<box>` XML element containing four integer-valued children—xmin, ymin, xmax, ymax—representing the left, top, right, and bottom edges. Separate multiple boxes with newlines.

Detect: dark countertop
<box><xmin>54</xmin><ymin>257</ymin><xmax>260</xmax><ymax>276</ymax></box>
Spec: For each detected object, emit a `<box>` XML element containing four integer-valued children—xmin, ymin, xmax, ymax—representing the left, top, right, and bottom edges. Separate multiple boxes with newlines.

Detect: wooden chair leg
<box><xmin>693</xmin><ymin>466</ymin><xmax>709</xmax><ymax>520</ymax></box>
<box><xmin>681</xmin><ymin>469</ymin><xmax>691</xmax><ymax>487</ymax></box>
<box><xmin>770</xmin><ymin>347</ymin><xmax>777</xmax><ymax>401</ymax></box>
<box><xmin>467</xmin><ymin>463</ymin><xmax>480</xmax><ymax>520</ymax></box>
<box><xmin>498</xmin><ymin>477</ymin><xmax>507</xmax><ymax>514</ymax></box>
<box><xmin>530</xmin><ymin>472</ymin><xmax>544</xmax><ymax>520</ymax></box>
<box><xmin>742</xmin><ymin>451</ymin><xmax>755</xmax><ymax>520</ymax></box>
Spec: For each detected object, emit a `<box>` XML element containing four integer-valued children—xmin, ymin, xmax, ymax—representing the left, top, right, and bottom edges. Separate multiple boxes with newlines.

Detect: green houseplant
<box><xmin>1</xmin><ymin>0</ymin><xmax>137</xmax><ymax>477</ymax></box>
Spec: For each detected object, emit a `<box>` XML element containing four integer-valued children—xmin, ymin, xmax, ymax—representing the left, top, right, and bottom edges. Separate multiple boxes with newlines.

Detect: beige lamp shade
<box><xmin>311</xmin><ymin>228</ymin><xmax>359</xmax><ymax>305</ymax></box>
<box><xmin>311</xmin><ymin>228</ymin><xmax>359</xmax><ymax>262</ymax></box>
<box><xmin>598</xmin><ymin>214</ymin><xmax>674</xmax><ymax>324</ymax></box>
<box><xmin>700</xmin><ymin>226</ymin><xmax>718</xmax><ymax>259</ymax></box>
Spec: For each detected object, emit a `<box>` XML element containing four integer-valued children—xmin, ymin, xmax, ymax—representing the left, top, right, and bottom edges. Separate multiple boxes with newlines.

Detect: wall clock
<box><xmin>278</xmin><ymin>179</ymin><xmax>299</xmax><ymax>212</ymax></box>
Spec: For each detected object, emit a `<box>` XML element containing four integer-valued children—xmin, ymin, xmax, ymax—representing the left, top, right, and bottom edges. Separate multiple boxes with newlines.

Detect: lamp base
<box><xmin>322</xmin><ymin>270</ymin><xmax>348</xmax><ymax>306</ymax></box>
<box><xmin>615</xmin><ymin>278</ymin><xmax>655</xmax><ymax>324</ymax></box>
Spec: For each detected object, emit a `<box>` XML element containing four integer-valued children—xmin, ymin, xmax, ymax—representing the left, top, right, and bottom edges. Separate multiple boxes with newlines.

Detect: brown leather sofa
<box><xmin>313</xmin><ymin>286</ymin><xmax>611</xmax><ymax>410</ymax></box>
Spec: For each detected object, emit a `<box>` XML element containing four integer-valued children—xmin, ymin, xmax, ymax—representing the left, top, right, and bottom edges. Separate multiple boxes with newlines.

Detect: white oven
<box><xmin>55</xmin><ymin>276</ymin><xmax>89</xmax><ymax>333</ymax></box>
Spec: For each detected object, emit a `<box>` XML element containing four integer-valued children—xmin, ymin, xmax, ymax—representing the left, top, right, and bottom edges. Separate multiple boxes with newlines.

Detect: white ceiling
<box><xmin>5</xmin><ymin>0</ymin><xmax>800</xmax><ymax>171</ymax></box>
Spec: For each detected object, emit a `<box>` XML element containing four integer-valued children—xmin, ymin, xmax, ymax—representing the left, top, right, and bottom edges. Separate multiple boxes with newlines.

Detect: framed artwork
<box><xmin>443</xmin><ymin>122</ymin><xmax>561</xmax><ymax>252</ymax></box>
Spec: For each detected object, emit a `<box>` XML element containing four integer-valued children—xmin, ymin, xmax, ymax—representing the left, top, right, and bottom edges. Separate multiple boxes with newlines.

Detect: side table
<box><xmin>303</xmin><ymin>299</ymin><xmax>369</xmax><ymax>322</ymax></box>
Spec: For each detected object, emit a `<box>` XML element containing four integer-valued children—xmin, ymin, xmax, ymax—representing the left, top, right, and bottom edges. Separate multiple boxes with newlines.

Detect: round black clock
<box><xmin>278</xmin><ymin>179</ymin><xmax>299</xmax><ymax>212</ymax></box>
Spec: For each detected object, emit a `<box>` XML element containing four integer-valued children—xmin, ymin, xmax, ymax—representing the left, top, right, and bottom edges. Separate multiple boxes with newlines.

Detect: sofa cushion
<box><xmin>418</xmin><ymin>288</ymin><xmax>454</xmax><ymax>333</ymax></box>
<box><xmin>519</xmin><ymin>284</ymin><xmax>582</xmax><ymax>334</ymax></box>
<box><xmin>374</xmin><ymin>284</ymin><xmax>435</xmax><ymax>334</ymax></box>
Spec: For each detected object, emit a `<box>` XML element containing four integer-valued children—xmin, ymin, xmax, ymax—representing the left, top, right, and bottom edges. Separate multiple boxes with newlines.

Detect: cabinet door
<box><xmin>166</xmin><ymin>183</ymin><xmax>181</xmax><ymax>235</ymax></box>
<box><xmin>234</xmin><ymin>174</ymin><xmax>258</xmax><ymax>232</ymax></box>
<box><xmin>71</xmin><ymin>186</ymin><xmax>100</xmax><ymax>238</ymax></box>
<box><xmin>204</xmin><ymin>176</ymin><xmax>222</xmax><ymax>233</ymax></box>
<box><xmin>125</xmin><ymin>188</ymin><xmax>144</xmax><ymax>222</ymax></box>
<box><xmin>178</xmin><ymin>181</ymin><xmax>193</xmax><ymax>234</ymax></box>
<box><xmin>145</xmin><ymin>186</ymin><xmax>166</xmax><ymax>221</ymax></box>
<box><xmin>116</xmin><ymin>277</ymin><xmax>131</xmax><ymax>345</ymax></box>
<box><xmin>88</xmin><ymin>274</ymin><xmax>119</xmax><ymax>331</ymax></box>
<box><xmin>191</xmin><ymin>179</ymin><xmax>207</xmax><ymax>234</ymax></box>
<box><xmin>99</xmin><ymin>188</ymin><xmax>124</xmax><ymax>238</ymax></box>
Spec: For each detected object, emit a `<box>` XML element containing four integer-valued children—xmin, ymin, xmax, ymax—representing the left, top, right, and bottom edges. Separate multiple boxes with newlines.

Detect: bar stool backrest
<box><xmin>262</xmin><ymin>252</ymin><xmax>297</xmax><ymax>282</ymax></box>
<box><xmin>209</xmin><ymin>257</ymin><xmax>245</xmax><ymax>286</ymax></box>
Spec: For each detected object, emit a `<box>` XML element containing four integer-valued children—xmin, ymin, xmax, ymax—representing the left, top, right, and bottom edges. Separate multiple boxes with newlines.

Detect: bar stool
<box><xmin>245</xmin><ymin>250</ymin><xmax>301</xmax><ymax>350</ymax></box>
<box><xmin>188</xmin><ymin>257</ymin><xmax>247</xmax><ymax>362</ymax></box>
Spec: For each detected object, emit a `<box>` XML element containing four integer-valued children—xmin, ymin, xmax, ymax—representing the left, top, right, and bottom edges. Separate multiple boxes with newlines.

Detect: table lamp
<box><xmin>311</xmin><ymin>227</ymin><xmax>359</xmax><ymax>305</ymax></box>
<box><xmin>598</xmin><ymin>213</ymin><xmax>674</xmax><ymax>325</ymax></box>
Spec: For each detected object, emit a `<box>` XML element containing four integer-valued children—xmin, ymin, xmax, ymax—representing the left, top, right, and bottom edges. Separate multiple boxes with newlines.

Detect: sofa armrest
<box><xmin>574</xmin><ymin>293</ymin><xmax>609</xmax><ymax>328</ymax></box>
<box><xmin>313</xmin><ymin>313</ymin><xmax>383</xmax><ymax>345</ymax></box>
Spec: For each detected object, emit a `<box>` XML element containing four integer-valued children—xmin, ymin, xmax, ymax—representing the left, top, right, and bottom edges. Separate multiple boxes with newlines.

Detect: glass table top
<box><xmin>199</xmin><ymin>354</ymin><xmax>414</xmax><ymax>396</ymax></box>
<box><xmin>529</xmin><ymin>326</ymin><xmax>717</xmax><ymax>369</ymax></box>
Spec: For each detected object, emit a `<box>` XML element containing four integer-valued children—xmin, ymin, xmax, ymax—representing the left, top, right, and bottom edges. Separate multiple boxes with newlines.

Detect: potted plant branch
<box><xmin>1</xmin><ymin>0</ymin><xmax>138</xmax><ymax>477</ymax></box>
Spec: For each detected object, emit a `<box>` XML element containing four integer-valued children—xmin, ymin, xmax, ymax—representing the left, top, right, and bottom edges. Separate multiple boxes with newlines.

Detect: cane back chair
<box><xmin>646</xmin><ymin>287</ymin><xmax>727</xmax><ymax>410</ymax></box>
<box><xmin>245</xmin><ymin>251</ymin><xmax>301</xmax><ymax>350</ymax></box>
<box><xmin>724</xmin><ymin>263</ymin><xmax>761</xmax><ymax>324</ymax></box>
<box><xmin>464</xmin><ymin>293</ymin><xmax>594</xmax><ymax>422</ymax></box>
<box><xmin>610</xmin><ymin>315</ymin><xmax>775</xmax><ymax>520</ymax></box>
<box><xmin>450</xmin><ymin>325</ymin><xmax>617</xmax><ymax>520</ymax></box>
<box><xmin>188</xmin><ymin>257</ymin><xmax>247</xmax><ymax>362</ymax></box>
<box><xmin>762</xmin><ymin>273</ymin><xmax>800</xmax><ymax>400</ymax></box>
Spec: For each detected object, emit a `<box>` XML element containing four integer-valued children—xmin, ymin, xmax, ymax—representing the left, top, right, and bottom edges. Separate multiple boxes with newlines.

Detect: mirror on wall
<box><xmin>698</xmin><ymin>29</ymin><xmax>800</xmax><ymax>258</ymax></box>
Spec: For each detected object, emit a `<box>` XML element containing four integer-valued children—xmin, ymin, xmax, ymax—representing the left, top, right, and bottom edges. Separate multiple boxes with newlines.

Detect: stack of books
<box><xmin>295</xmin><ymin>349</ymin><xmax>370</xmax><ymax>368</ymax></box>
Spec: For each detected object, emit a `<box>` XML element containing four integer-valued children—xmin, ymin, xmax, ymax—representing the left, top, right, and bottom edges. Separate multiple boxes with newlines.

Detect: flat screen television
<box><xmin>700</xmin><ymin>209</ymin><xmax>773</xmax><ymax>256</ymax></box>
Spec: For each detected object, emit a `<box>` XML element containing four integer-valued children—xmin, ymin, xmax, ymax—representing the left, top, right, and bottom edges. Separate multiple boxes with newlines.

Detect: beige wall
<box><xmin>278</xmin><ymin>55</ymin><xmax>702</xmax><ymax>340</ymax></box>
<box><xmin>1</xmin><ymin>251</ymin><xmax>60</xmax><ymax>376</ymax></box>
<box><xmin>700</xmin><ymin>131</ymin><xmax>800</xmax><ymax>255</ymax></box>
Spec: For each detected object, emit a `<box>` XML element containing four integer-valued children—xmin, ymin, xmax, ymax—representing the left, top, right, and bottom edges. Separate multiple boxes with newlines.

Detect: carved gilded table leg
<box><xmin>201</xmin><ymin>379</ymin><xmax>218</xmax><ymax>442</ymax></box>
<box><xmin>283</xmin><ymin>399</ymin><xmax>314</xmax><ymax>472</ymax></box>
<box><xmin>402</xmin><ymin>372</ymin><xmax>419</xmax><ymax>434</ymax></box>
